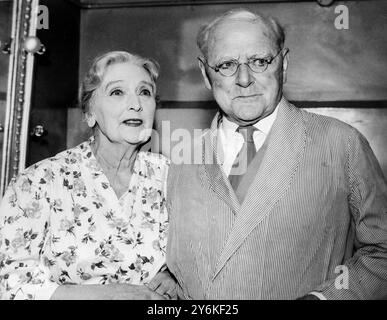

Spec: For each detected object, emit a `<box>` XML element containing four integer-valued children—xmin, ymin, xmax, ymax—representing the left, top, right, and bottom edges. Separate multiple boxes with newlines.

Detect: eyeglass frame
<box><xmin>198</xmin><ymin>47</ymin><xmax>289</xmax><ymax>77</ymax></box>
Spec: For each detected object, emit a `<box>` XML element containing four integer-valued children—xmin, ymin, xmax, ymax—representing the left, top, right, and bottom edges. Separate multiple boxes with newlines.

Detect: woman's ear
<box><xmin>85</xmin><ymin>112</ymin><xmax>96</xmax><ymax>128</ymax></box>
<box><xmin>198</xmin><ymin>57</ymin><xmax>212</xmax><ymax>90</ymax></box>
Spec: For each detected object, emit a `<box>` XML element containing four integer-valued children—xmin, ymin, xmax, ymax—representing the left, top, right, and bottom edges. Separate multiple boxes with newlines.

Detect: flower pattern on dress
<box><xmin>0</xmin><ymin>138</ymin><xmax>169</xmax><ymax>300</ymax></box>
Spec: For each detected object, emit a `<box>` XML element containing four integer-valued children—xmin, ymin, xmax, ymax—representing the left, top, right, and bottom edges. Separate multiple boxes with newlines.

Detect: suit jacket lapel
<box><xmin>200</xmin><ymin>112</ymin><xmax>241</xmax><ymax>214</ymax></box>
<box><xmin>212</xmin><ymin>100</ymin><xmax>308</xmax><ymax>279</ymax></box>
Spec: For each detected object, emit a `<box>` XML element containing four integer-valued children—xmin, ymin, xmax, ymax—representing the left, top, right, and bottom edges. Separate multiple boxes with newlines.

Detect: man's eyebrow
<box><xmin>250</xmin><ymin>52</ymin><xmax>272</xmax><ymax>58</ymax></box>
<box><xmin>213</xmin><ymin>56</ymin><xmax>239</xmax><ymax>63</ymax></box>
<box><xmin>105</xmin><ymin>80</ymin><xmax>123</xmax><ymax>91</ymax></box>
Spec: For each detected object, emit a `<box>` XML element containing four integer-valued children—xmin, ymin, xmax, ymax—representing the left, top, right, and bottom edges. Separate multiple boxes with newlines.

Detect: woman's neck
<box><xmin>91</xmin><ymin>133</ymin><xmax>139</xmax><ymax>173</ymax></box>
<box><xmin>91</xmin><ymin>133</ymin><xmax>141</xmax><ymax>199</ymax></box>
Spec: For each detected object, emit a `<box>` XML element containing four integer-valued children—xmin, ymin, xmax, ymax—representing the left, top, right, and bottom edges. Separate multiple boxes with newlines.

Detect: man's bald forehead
<box><xmin>208</xmin><ymin>18</ymin><xmax>279</xmax><ymax>51</ymax></box>
<box><xmin>197</xmin><ymin>9</ymin><xmax>285</xmax><ymax>58</ymax></box>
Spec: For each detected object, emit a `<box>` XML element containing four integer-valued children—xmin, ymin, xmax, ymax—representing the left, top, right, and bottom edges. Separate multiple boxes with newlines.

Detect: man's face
<box><xmin>200</xmin><ymin>19</ymin><xmax>288</xmax><ymax>126</ymax></box>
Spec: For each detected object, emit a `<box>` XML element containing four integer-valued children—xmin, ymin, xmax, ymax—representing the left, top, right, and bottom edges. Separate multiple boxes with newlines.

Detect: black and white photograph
<box><xmin>0</xmin><ymin>0</ymin><xmax>386</xmax><ymax>306</ymax></box>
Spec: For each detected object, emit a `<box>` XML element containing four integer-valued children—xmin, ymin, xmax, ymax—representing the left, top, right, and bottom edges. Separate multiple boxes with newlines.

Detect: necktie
<box><xmin>228</xmin><ymin>125</ymin><xmax>257</xmax><ymax>190</ymax></box>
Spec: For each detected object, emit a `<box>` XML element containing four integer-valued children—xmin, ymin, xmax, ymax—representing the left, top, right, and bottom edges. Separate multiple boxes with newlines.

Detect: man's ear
<box><xmin>198</xmin><ymin>57</ymin><xmax>212</xmax><ymax>90</ymax></box>
<box><xmin>282</xmin><ymin>49</ymin><xmax>289</xmax><ymax>84</ymax></box>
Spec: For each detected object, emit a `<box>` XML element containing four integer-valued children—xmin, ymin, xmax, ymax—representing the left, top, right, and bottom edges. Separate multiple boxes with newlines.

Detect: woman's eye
<box><xmin>110</xmin><ymin>89</ymin><xmax>123</xmax><ymax>96</ymax></box>
<box><xmin>140</xmin><ymin>89</ymin><xmax>152</xmax><ymax>96</ymax></box>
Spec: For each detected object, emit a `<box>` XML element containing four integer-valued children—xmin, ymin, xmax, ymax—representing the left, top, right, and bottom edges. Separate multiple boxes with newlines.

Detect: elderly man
<box><xmin>166</xmin><ymin>8</ymin><xmax>387</xmax><ymax>299</ymax></box>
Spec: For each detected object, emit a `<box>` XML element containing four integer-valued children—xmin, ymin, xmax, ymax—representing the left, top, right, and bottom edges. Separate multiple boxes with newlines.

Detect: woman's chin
<box><xmin>118</xmin><ymin>126</ymin><xmax>151</xmax><ymax>144</ymax></box>
<box><xmin>137</xmin><ymin>127</ymin><xmax>153</xmax><ymax>142</ymax></box>
<box><xmin>122</xmin><ymin>135</ymin><xmax>151</xmax><ymax>146</ymax></box>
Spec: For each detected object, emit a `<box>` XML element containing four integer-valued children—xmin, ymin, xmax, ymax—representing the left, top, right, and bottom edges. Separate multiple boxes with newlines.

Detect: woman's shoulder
<box><xmin>18</xmin><ymin>140</ymin><xmax>92</xmax><ymax>179</ymax></box>
<box><xmin>2</xmin><ymin>140</ymin><xmax>93</xmax><ymax>206</ymax></box>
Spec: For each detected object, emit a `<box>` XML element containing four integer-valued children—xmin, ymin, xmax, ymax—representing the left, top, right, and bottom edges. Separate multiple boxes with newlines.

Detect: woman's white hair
<box><xmin>79</xmin><ymin>51</ymin><xmax>160</xmax><ymax>114</ymax></box>
<box><xmin>197</xmin><ymin>8</ymin><xmax>285</xmax><ymax>58</ymax></box>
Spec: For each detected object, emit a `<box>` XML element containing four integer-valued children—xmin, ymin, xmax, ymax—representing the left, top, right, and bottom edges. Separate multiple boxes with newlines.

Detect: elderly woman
<box><xmin>0</xmin><ymin>51</ymin><xmax>175</xmax><ymax>300</ymax></box>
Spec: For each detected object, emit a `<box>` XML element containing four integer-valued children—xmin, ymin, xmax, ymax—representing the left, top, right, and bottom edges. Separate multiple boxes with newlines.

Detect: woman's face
<box><xmin>91</xmin><ymin>61</ymin><xmax>156</xmax><ymax>146</ymax></box>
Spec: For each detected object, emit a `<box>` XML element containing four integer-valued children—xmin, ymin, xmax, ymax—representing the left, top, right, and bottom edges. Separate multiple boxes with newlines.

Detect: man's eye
<box><xmin>251</xmin><ymin>58</ymin><xmax>267</xmax><ymax>67</ymax></box>
<box><xmin>140</xmin><ymin>89</ymin><xmax>151</xmax><ymax>96</ymax></box>
<box><xmin>110</xmin><ymin>89</ymin><xmax>123</xmax><ymax>96</ymax></box>
<box><xmin>218</xmin><ymin>61</ymin><xmax>236</xmax><ymax>70</ymax></box>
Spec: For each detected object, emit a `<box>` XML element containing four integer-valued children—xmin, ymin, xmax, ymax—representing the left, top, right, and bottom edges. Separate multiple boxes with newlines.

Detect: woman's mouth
<box><xmin>122</xmin><ymin>119</ymin><xmax>143</xmax><ymax>127</ymax></box>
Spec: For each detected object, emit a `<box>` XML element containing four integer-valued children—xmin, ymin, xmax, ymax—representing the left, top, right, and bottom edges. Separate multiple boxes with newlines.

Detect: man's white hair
<box><xmin>197</xmin><ymin>8</ymin><xmax>285</xmax><ymax>58</ymax></box>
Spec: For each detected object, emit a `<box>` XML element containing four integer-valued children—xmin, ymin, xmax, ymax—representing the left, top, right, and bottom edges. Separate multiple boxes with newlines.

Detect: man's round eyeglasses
<box><xmin>200</xmin><ymin>48</ymin><xmax>288</xmax><ymax>77</ymax></box>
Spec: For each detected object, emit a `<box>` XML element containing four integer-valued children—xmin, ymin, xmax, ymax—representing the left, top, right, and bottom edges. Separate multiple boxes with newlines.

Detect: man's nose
<box><xmin>235</xmin><ymin>63</ymin><xmax>255</xmax><ymax>88</ymax></box>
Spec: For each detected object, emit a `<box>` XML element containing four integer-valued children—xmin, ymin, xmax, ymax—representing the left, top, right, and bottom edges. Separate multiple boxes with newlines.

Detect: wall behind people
<box><xmin>78</xmin><ymin>0</ymin><xmax>387</xmax><ymax>102</ymax></box>
<box><xmin>67</xmin><ymin>0</ymin><xmax>387</xmax><ymax>176</ymax></box>
<box><xmin>26</xmin><ymin>0</ymin><xmax>80</xmax><ymax>166</ymax></box>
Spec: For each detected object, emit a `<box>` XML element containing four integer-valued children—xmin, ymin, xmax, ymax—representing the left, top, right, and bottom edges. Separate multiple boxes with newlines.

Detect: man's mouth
<box><xmin>122</xmin><ymin>119</ymin><xmax>143</xmax><ymax>127</ymax></box>
<box><xmin>233</xmin><ymin>94</ymin><xmax>262</xmax><ymax>100</ymax></box>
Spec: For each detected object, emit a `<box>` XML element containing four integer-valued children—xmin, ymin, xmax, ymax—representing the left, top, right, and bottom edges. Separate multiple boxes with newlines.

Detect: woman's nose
<box><xmin>128</xmin><ymin>105</ymin><xmax>142</xmax><ymax>112</ymax></box>
<box><xmin>126</xmin><ymin>96</ymin><xmax>142</xmax><ymax>112</ymax></box>
<box><xmin>235</xmin><ymin>63</ymin><xmax>255</xmax><ymax>88</ymax></box>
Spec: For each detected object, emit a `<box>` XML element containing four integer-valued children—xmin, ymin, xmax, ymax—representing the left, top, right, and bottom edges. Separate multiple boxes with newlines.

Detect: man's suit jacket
<box><xmin>166</xmin><ymin>99</ymin><xmax>387</xmax><ymax>299</ymax></box>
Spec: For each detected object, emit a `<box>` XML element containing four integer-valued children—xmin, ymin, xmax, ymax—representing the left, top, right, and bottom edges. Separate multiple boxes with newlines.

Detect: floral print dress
<box><xmin>0</xmin><ymin>138</ymin><xmax>169</xmax><ymax>300</ymax></box>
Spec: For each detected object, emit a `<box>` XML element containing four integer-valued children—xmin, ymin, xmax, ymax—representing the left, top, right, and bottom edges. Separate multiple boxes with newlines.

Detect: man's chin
<box><xmin>233</xmin><ymin>112</ymin><xmax>264</xmax><ymax>125</ymax></box>
<box><xmin>231</xmin><ymin>117</ymin><xmax>260</xmax><ymax>126</ymax></box>
<box><xmin>232</xmin><ymin>105</ymin><xmax>265</xmax><ymax>118</ymax></box>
